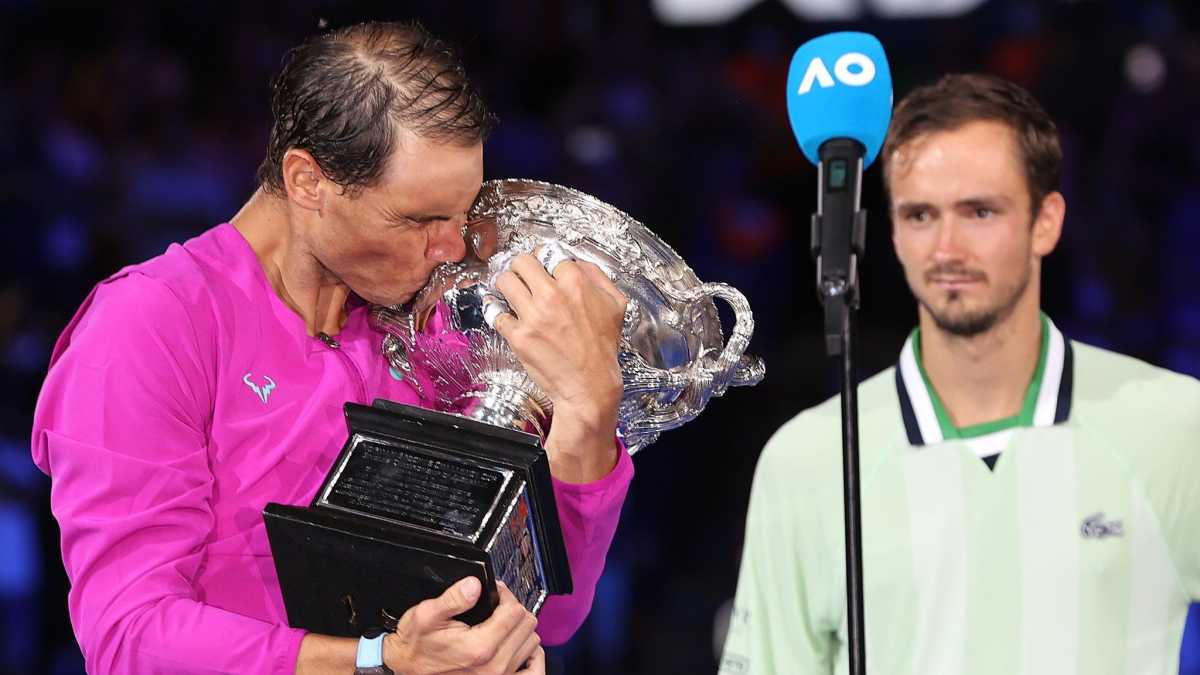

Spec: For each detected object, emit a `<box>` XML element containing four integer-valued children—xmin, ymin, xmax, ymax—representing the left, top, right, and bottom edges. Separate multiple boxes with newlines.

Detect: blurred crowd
<box><xmin>2</xmin><ymin>1</ymin><xmax>1198</xmax><ymax>673</ymax></box>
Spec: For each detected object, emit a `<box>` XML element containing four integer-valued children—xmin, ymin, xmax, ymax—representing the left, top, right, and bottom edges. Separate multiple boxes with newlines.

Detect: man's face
<box><xmin>311</xmin><ymin>131</ymin><xmax>483</xmax><ymax>306</ymax></box>
<box><xmin>888</xmin><ymin>120</ymin><xmax>1054</xmax><ymax>337</ymax></box>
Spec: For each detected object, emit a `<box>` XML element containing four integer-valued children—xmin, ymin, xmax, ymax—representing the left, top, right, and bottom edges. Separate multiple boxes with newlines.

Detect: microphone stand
<box><xmin>811</xmin><ymin>138</ymin><xmax>868</xmax><ymax>675</ymax></box>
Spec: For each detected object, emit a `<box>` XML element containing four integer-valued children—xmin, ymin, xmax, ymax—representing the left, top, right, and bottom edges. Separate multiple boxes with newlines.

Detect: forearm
<box><xmin>544</xmin><ymin>403</ymin><xmax>620</xmax><ymax>484</ymax></box>
<box><xmin>74</xmin><ymin>593</ymin><xmax>306</xmax><ymax>675</ymax></box>
<box><xmin>295</xmin><ymin>634</ymin><xmax>359</xmax><ymax>675</ymax></box>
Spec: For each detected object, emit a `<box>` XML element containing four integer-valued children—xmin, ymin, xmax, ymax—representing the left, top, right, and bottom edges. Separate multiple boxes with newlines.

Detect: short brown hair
<box><xmin>882</xmin><ymin>73</ymin><xmax>1062</xmax><ymax>214</ymax></box>
<box><xmin>256</xmin><ymin>21</ymin><xmax>497</xmax><ymax>197</ymax></box>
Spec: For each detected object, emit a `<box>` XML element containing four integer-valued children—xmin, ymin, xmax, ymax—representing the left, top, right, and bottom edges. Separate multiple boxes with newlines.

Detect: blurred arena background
<box><xmin>1</xmin><ymin>1</ymin><xmax>1197</xmax><ymax>673</ymax></box>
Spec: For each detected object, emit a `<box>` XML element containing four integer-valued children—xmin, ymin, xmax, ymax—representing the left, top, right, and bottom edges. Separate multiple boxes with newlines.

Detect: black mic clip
<box><xmin>810</xmin><ymin>210</ymin><xmax>867</xmax><ymax>303</ymax></box>
<box><xmin>810</xmin><ymin>138</ymin><xmax>868</xmax><ymax>356</ymax></box>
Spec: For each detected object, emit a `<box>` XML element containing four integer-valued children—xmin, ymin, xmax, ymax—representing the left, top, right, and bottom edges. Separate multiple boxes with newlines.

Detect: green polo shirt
<box><xmin>721</xmin><ymin>317</ymin><xmax>1200</xmax><ymax>674</ymax></box>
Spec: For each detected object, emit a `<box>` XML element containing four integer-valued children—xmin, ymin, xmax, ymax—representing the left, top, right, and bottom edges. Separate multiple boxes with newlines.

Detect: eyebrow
<box><xmin>893</xmin><ymin>201</ymin><xmax>933</xmax><ymax>216</ymax></box>
<box><xmin>954</xmin><ymin>195</ymin><xmax>1010</xmax><ymax>209</ymax></box>
<box><xmin>893</xmin><ymin>194</ymin><xmax>1012</xmax><ymax>212</ymax></box>
<box><xmin>379</xmin><ymin>207</ymin><xmax>452</xmax><ymax>223</ymax></box>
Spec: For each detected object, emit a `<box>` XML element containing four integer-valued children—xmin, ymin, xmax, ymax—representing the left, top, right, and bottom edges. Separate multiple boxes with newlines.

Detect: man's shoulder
<box><xmin>758</xmin><ymin>365</ymin><xmax>903</xmax><ymax>480</ymax></box>
<box><xmin>50</xmin><ymin>225</ymin><xmax>247</xmax><ymax>368</ymax></box>
<box><xmin>83</xmin><ymin>224</ymin><xmax>256</xmax><ymax>332</ymax></box>
<box><xmin>115</xmin><ymin>224</ymin><xmax>249</xmax><ymax>298</ymax></box>
<box><xmin>1070</xmin><ymin>341</ymin><xmax>1199</xmax><ymax>477</ymax></box>
<box><xmin>1072</xmin><ymin>340</ymin><xmax>1200</xmax><ymax>429</ymax></box>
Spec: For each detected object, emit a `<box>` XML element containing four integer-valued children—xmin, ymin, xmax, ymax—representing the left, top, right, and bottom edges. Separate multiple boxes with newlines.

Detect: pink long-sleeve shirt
<box><xmin>31</xmin><ymin>223</ymin><xmax>633</xmax><ymax>675</ymax></box>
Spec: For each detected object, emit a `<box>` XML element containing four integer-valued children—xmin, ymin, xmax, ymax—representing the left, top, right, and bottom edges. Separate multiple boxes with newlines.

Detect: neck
<box><xmin>230</xmin><ymin>189</ymin><xmax>351</xmax><ymax>336</ymax></box>
<box><xmin>918</xmin><ymin>291</ymin><xmax>1043</xmax><ymax>429</ymax></box>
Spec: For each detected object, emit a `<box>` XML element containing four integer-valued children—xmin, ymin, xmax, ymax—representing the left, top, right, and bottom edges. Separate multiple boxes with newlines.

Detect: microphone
<box><xmin>785</xmin><ymin>33</ymin><xmax>892</xmax><ymax>675</ymax></box>
<box><xmin>786</xmin><ymin>32</ymin><xmax>892</xmax><ymax>354</ymax></box>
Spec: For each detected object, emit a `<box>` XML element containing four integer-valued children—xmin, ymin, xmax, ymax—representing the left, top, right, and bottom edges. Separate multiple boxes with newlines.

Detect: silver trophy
<box><xmin>370</xmin><ymin>179</ymin><xmax>765</xmax><ymax>454</ymax></box>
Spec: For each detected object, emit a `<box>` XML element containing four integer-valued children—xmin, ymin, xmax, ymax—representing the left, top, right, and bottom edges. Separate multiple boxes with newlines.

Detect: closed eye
<box><xmin>381</xmin><ymin>212</ymin><xmax>436</xmax><ymax>230</ymax></box>
<box><xmin>393</xmin><ymin>213</ymin><xmax>452</xmax><ymax>229</ymax></box>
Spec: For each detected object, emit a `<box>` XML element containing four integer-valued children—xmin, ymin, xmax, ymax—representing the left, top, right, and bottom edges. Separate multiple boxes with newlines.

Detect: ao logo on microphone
<box><xmin>786</xmin><ymin>32</ymin><xmax>892</xmax><ymax>167</ymax></box>
<box><xmin>796</xmin><ymin>53</ymin><xmax>876</xmax><ymax>95</ymax></box>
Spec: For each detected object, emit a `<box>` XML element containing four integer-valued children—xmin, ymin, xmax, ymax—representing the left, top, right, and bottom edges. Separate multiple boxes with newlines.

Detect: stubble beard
<box><xmin>918</xmin><ymin>262</ymin><xmax>1032</xmax><ymax>338</ymax></box>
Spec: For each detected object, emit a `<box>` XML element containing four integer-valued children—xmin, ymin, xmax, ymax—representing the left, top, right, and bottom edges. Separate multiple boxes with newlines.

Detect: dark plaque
<box><xmin>263</xmin><ymin>400</ymin><xmax>571</xmax><ymax>637</ymax></box>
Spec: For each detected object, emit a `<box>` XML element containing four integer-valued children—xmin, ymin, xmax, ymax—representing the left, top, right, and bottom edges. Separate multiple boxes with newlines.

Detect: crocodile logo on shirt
<box><xmin>1080</xmin><ymin>512</ymin><xmax>1124</xmax><ymax>539</ymax></box>
<box><xmin>719</xmin><ymin>654</ymin><xmax>749</xmax><ymax>673</ymax></box>
<box><xmin>242</xmin><ymin>373</ymin><xmax>277</xmax><ymax>405</ymax></box>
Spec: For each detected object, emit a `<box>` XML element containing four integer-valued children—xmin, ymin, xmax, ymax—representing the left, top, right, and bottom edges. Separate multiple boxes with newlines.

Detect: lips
<box><xmin>926</xmin><ymin>274</ymin><xmax>986</xmax><ymax>295</ymax></box>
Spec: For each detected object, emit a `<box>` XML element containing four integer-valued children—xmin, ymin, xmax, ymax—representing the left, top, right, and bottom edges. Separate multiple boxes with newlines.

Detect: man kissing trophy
<box><xmin>264</xmin><ymin>179</ymin><xmax>766</xmax><ymax>636</ymax></box>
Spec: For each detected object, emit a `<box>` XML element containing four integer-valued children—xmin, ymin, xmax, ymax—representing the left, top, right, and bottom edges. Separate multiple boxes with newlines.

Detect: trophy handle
<box><xmin>669</xmin><ymin>282</ymin><xmax>764</xmax><ymax>395</ymax></box>
<box><xmin>731</xmin><ymin>354</ymin><xmax>767</xmax><ymax>388</ymax></box>
<box><xmin>620</xmin><ymin>282</ymin><xmax>764</xmax><ymax>443</ymax></box>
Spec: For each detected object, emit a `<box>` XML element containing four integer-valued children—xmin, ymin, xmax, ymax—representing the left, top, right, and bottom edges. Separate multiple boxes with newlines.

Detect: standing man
<box><xmin>32</xmin><ymin>22</ymin><xmax>633</xmax><ymax>675</ymax></box>
<box><xmin>721</xmin><ymin>74</ymin><xmax>1200</xmax><ymax>673</ymax></box>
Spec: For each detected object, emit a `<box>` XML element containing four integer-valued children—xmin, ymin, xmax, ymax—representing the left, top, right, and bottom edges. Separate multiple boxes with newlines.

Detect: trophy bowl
<box><xmin>370</xmin><ymin>179</ymin><xmax>765</xmax><ymax>453</ymax></box>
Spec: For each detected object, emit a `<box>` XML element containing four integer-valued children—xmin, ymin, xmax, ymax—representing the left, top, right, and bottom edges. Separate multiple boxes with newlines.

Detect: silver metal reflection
<box><xmin>370</xmin><ymin>179</ymin><xmax>765</xmax><ymax>454</ymax></box>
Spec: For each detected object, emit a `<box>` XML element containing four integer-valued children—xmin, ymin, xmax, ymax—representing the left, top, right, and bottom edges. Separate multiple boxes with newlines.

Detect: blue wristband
<box><xmin>356</xmin><ymin>633</ymin><xmax>386</xmax><ymax>669</ymax></box>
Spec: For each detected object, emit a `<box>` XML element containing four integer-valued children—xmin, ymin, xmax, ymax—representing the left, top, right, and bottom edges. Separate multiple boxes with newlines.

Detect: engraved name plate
<box><xmin>316</xmin><ymin>435</ymin><xmax>512</xmax><ymax>543</ymax></box>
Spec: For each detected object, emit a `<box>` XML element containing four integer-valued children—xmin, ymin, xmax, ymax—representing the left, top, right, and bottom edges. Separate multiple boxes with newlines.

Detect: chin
<box><xmin>387</xmin><ymin>289</ymin><xmax>423</xmax><ymax>307</ymax></box>
<box><xmin>928</xmin><ymin>301</ymin><xmax>1002</xmax><ymax>337</ymax></box>
<box><xmin>376</xmin><ymin>295</ymin><xmax>414</xmax><ymax>308</ymax></box>
<box><xmin>352</xmin><ymin>288</ymin><xmax>405</xmax><ymax>308</ymax></box>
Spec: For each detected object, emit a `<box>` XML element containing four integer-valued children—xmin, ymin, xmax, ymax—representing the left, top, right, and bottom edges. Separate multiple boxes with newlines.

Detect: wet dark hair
<box><xmin>883</xmin><ymin>73</ymin><xmax>1062</xmax><ymax>214</ymax></box>
<box><xmin>256</xmin><ymin>21</ymin><xmax>497</xmax><ymax>197</ymax></box>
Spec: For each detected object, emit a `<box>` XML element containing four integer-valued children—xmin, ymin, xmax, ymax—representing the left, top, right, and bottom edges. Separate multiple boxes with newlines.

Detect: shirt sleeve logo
<box><xmin>242</xmin><ymin>373</ymin><xmax>277</xmax><ymax>405</ymax></box>
<box><xmin>718</xmin><ymin>653</ymin><xmax>750</xmax><ymax>673</ymax></box>
<box><xmin>1080</xmin><ymin>512</ymin><xmax>1124</xmax><ymax>539</ymax></box>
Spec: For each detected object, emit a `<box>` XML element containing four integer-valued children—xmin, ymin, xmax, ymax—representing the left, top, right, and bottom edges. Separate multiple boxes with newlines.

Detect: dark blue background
<box><xmin>1</xmin><ymin>1</ymin><xmax>1197</xmax><ymax>673</ymax></box>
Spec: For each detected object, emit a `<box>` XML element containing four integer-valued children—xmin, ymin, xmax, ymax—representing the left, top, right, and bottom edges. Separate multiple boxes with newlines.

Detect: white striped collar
<box><xmin>895</xmin><ymin>316</ymin><xmax>1074</xmax><ymax>447</ymax></box>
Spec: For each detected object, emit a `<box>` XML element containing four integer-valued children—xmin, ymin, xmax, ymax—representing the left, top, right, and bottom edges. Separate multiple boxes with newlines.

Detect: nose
<box><xmin>931</xmin><ymin>218</ymin><xmax>966</xmax><ymax>263</ymax></box>
<box><xmin>425</xmin><ymin>217</ymin><xmax>468</xmax><ymax>264</ymax></box>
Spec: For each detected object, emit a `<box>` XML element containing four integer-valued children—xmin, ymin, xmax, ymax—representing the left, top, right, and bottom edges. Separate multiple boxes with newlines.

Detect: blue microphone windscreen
<box><xmin>786</xmin><ymin>32</ymin><xmax>893</xmax><ymax>168</ymax></box>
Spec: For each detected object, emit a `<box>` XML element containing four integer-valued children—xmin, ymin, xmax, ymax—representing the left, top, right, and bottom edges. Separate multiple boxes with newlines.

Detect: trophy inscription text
<box><xmin>323</xmin><ymin>437</ymin><xmax>511</xmax><ymax>542</ymax></box>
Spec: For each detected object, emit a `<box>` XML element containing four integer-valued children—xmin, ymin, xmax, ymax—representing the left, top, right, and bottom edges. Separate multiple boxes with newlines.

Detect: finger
<box><xmin>494</xmin><ymin>269</ymin><xmax>533</xmax><ymax>305</ymax></box>
<box><xmin>491</xmin><ymin>311</ymin><xmax>519</xmax><ymax>339</ymax></box>
<box><xmin>546</xmin><ymin>257</ymin><xmax>583</xmax><ymax>283</ymax></box>
<box><xmin>509</xmin><ymin>253</ymin><xmax>556</xmax><ymax>295</ymax></box>
<box><xmin>505</xmin><ymin>630</ymin><xmax>542</xmax><ymax>674</ymax></box>
<box><xmin>468</xmin><ymin>581</ymin><xmax>532</xmax><ymax>648</ymax></box>
<box><xmin>494</xmin><ymin>270</ymin><xmax>536</xmax><ymax>322</ymax></box>
<box><xmin>414</xmin><ymin>576</ymin><xmax>482</xmax><ymax>626</ymax></box>
<box><xmin>517</xmin><ymin>646</ymin><xmax>546</xmax><ymax>674</ymax></box>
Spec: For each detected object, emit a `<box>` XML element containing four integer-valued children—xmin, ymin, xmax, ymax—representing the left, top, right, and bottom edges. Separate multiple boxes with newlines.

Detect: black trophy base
<box><xmin>263</xmin><ymin>399</ymin><xmax>571</xmax><ymax>638</ymax></box>
<box><xmin>263</xmin><ymin>503</ymin><xmax>499</xmax><ymax>635</ymax></box>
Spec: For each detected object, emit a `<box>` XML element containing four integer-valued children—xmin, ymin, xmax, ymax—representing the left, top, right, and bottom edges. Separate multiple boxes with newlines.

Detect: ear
<box><xmin>1031</xmin><ymin>190</ymin><xmax>1065</xmax><ymax>259</ymax></box>
<box><xmin>281</xmin><ymin>148</ymin><xmax>326</xmax><ymax>213</ymax></box>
